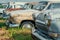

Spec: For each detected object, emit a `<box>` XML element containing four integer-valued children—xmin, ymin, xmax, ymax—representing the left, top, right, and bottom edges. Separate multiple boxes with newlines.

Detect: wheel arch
<box><xmin>20</xmin><ymin>20</ymin><xmax>35</xmax><ymax>27</ymax></box>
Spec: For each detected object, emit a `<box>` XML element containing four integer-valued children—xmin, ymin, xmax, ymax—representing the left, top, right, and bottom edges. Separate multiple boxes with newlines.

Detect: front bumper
<box><xmin>5</xmin><ymin>20</ymin><xmax>19</xmax><ymax>27</ymax></box>
<box><xmin>2</xmin><ymin>11</ymin><xmax>9</xmax><ymax>19</ymax></box>
<box><xmin>2</xmin><ymin>14</ymin><xmax>9</xmax><ymax>19</ymax></box>
<box><xmin>32</xmin><ymin>29</ymin><xmax>54</xmax><ymax>40</ymax></box>
<box><xmin>8</xmin><ymin>23</ymin><xmax>19</xmax><ymax>27</ymax></box>
<box><xmin>32</xmin><ymin>28</ymin><xmax>60</xmax><ymax>40</ymax></box>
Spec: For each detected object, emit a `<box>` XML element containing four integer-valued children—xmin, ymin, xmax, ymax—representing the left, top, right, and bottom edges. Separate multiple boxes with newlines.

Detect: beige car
<box><xmin>2</xmin><ymin>2</ymin><xmax>28</xmax><ymax>18</ymax></box>
<box><xmin>2</xmin><ymin>2</ymin><xmax>38</xmax><ymax>18</ymax></box>
<box><xmin>5</xmin><ymin>1</ymin><xmax>48</xmax><ymax>29</ymax></box>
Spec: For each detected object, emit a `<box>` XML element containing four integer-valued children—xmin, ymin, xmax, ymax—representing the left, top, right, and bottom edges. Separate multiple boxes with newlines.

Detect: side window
<box><xmin>37</xmin><ymin>13</ymin><xmax>45</xmax><ymax>22</ymax></box>
<box><xmin>47</xmin><ymin>3</ymin><xmax>60</xmax><ymax>9</ymax></box>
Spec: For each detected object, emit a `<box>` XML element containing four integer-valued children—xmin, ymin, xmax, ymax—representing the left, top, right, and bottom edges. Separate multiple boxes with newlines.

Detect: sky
<box><xmin>0</xmin><ymin>0</ymin><xmax>45</xmax><ymax>3</ymax></box>
<box><xmin>0</xmin><ymin>0</ymin><xmax>60</xmax><ymax>3</ymax></box>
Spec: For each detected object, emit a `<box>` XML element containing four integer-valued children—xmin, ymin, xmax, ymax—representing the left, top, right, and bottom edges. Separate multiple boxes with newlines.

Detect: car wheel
<box><xmin>21</xmin><ymin>21</ymin><xmax>34</xmax><ymax>29</ymax></box>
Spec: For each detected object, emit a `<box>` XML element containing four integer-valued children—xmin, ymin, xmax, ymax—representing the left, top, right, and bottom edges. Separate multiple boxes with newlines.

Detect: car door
<box><xmin>35</xmin><ymin>13</ymin><xmax>48</xmax><ymax>32</ymax></box>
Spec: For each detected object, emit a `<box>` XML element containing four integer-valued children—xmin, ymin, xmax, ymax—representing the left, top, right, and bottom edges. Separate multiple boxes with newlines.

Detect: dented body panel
<box><xmin>8</xmin><ymin>10</ymin><xmax>40</xmax><ymax>24</ymax></box>
<box><xmin>5</xmin><ymin>1</ymin><xmax>49</xmax><ymax>27</ymax></box>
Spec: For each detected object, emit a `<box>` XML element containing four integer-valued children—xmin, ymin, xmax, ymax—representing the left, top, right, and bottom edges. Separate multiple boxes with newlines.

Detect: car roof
<box><xmin>49</xmin><ymin>1</ymin><xmax>60</xmax><ymax>3</ymax></box>
<box><xmin>26</xmin><ymin>2</ymin><xmax>39</xmax><ymax>5</ymax></box>
<box><xmin>39</xmin><ymin>1</ymin><xmax>60</xmax><ymax>3</ymax></box>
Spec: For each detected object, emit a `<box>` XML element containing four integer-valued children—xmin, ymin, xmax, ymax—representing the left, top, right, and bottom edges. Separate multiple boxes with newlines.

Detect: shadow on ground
<box><xmin>0</xmin><ymin>18</ymin><xmax>33</xmax><ymax>40</ymax></box>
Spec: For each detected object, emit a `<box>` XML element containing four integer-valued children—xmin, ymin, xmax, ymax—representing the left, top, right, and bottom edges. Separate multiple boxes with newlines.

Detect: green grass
<box><xmin>0</xmin><ymin>18</ymin><xmax>32</xmax><ymax>40</ymax></box>
<box><xmin>13</xmin><ymin>34</ymin><xmax>32</xmax><ymax>40</ymax></box>
<box><xmin>7</xmin><ymin>27</ymin><xmax>32</xmax><ymax>40</ymax></box>
<box><xmin>0</xmin><ymin>18</ymin><xmax>6</xmax><ymax>20</ymax></box>
<box><xmin>0</xmin><ymin>18</ymin><xmax>6</xmax><ymax>28</ymax></box>
<box><xmin>0</xmin><ymin>22</ymin><xmax>5</xmax><ymax>28</ymax></box>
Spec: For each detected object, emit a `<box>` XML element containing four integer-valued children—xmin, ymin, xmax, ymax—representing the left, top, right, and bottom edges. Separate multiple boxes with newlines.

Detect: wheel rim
<box><xmin>22</xmin><ymin>24</ymin><xmax>33</xmax><ymax>29</ymax></box>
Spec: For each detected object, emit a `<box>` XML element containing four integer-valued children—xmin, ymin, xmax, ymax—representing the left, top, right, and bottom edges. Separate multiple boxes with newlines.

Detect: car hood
<box><xmin>10</xmin><ymin>9</ymin><xmax>40</xmax><ymax>16</ymax></box>
<box><xmin>45</xmin><ymin>9</ymin><xmax>60</xmax><ymax>33</ymax></box>
<box><xmin>4</xmin><ymin>8</ymin><xmax>25</xmax><ymax>14</ymax></box>
<box><xmin>42</xmin><ymin>9</ymin><xmax>60</xmax><ymax>20</ymax></box>
<box><xmin>49</xmin><ymin>20</ymin><xmax>60</xmax><ymax>33</ymax></box>
<box><xmin>5</xmin><ymin>8</ymin><xmax>25</xmax><ymax>12</ymax></box>
<box><xmin>46</xmin><ymin>9</ymin><xmax>60</xmax><ymax>14</ymax></box>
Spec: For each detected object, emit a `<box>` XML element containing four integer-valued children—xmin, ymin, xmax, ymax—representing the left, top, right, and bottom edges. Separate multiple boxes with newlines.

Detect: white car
<box><xmin>32</xmin><ymin>1</ymin><xmax>60</xmax><ymax>40</ymax></box>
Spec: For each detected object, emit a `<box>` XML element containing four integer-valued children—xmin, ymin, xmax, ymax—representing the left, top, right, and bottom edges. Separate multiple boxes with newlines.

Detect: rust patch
<box><xmin>6</xmin><ymin>8</ymin><xmax>25</xmax><ymax>12</ymax></box>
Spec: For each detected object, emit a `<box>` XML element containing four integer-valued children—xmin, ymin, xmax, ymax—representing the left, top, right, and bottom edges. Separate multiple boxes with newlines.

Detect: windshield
<box><xmin>47</xmin><ymin>3</ymin><xmax>60</xmax><ymax>9</ymax></box>
<box><xmin>33</xmin><ymin>4</ymin><xmax>46</xmax><ymax>11</ymax></box>
<box><xmin>21</xmin><ymin>1</ymin><xmax>48</xmax><ymax>10</ymax></box>
<box><xmin>33</xmin><ymin>2</ymin><xmax>48</xmax><ymax>11</ymax></box>
<box><xmin>23</xmin><ymin>3</ymin><xmax>33</xmax><ymax>9</ymax></box>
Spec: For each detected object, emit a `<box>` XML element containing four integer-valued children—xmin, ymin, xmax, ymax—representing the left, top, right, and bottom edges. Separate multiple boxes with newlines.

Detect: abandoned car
<box><xmin>2</xmin><ymin>2</ymin><xmax>39</xmax><ymax>18</ymax></box>
<box><xmin>5</xmin><ymin>1</ymin><xmax>48</xmax><ymax>29</ymax></box>
<box><xmin>2</xmin><ymin>1</ymin><xmax>48</xmax><ymax>19</ymax></box>
<box><xmin>32</xmin><ymin>1</ymin><xmax>60</xmax><ymax>40</ymax></box>
<box><xmin>2</xmin><ymin>2</ymin><xmax>28</xmax><ymax>18</ymax></box>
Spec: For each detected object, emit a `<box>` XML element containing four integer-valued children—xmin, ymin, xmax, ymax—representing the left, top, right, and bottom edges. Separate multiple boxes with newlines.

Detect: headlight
<box><xmin>47</xmin><ymin>19</ymin><xmax>51</xmax><ymax>27</ymax></box>
<box><xmin>49</xmin><ymin>33</ymin><xmax>59</xmax><ymax>38</ymax></box>
<box><xmin>44</xmin><ymin>14</ymin><xmax>51</xmax><ymax>27</ymax></box>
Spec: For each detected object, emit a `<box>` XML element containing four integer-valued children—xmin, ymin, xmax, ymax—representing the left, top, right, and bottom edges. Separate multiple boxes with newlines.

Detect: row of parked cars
<box><xmin>0</xmin><ymin>1</ymin><xmax>60</xmax><ymax>40</ymax></box>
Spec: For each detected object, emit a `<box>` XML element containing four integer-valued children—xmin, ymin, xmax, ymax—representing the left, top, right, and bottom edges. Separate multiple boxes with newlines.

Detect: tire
<box><xmin>21</xmin><ymin>21</ymin><xmax>34</xmax><ymax>29</ymax></box>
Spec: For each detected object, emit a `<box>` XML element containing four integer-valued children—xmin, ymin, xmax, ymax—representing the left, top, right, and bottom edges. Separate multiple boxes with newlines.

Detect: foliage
<box><xmin>0</xmin><ymin>18</ymin><xmax>32</xmax><ymax>40</ymax></box>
